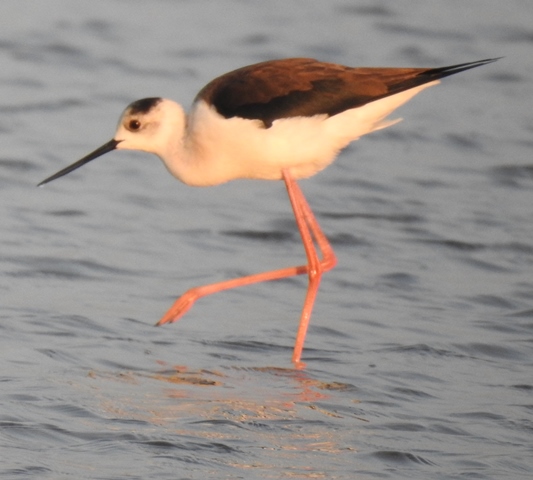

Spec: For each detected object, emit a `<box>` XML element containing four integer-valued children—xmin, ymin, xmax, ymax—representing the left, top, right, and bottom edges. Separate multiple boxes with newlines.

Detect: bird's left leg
<box><xmin>282</xmin><ymin>170</ymin><xmax>337</xmax><ymax>363</ymax></box>
<box><xmin>156</xmin><ymin>171</ymin><xmax>336</xmax><ymax>365</ymax></box>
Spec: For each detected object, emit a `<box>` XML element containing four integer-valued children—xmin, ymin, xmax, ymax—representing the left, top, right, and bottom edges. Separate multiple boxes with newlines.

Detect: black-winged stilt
<box><xmin>39</xmin><ymin>57</ymin><xmax>499</xmax><ymax>364</ymax></box>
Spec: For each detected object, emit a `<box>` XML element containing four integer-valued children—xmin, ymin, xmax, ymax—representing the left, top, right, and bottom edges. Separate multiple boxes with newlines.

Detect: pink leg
<box><xmin>156</xmin><ymin>169</ymin><xmax>337</xmax><ymax>364</ymax></box>
<box><xmin>282</xmin><ymin>170</ymin><xmax>337</xmax><ymax>363</ymax></box>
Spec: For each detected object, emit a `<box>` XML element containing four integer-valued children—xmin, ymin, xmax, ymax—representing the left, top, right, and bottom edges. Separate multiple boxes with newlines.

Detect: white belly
<box><xmin>174</xmin><ymin>81</ymin><xmax>438</xmax><ymax>186</ymax></box>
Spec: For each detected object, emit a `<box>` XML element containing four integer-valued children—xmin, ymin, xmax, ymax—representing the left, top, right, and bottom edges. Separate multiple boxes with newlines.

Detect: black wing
<box><xmin>195</xmin><ymin>57</ymin><xmax>499</xmax><ymax>127</ymax></box>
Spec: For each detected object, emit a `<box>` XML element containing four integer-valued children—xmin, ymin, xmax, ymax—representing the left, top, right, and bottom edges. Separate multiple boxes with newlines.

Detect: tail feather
<box><xmin>420</xmin><ymin>57</ymin><xmax>502</xmax><ymax>81</ymax></box>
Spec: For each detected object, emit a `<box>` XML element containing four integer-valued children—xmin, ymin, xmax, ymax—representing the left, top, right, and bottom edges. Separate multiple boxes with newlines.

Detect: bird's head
<box><xmin>38</xmin><ymin>97</ymin><xmax>185</xmax><ymax>186</ymax></box>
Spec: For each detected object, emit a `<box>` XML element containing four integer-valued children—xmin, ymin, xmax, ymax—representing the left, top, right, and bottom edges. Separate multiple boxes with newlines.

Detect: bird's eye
<box><xmin>128</xmin><ymin>119</ymin><xmax>141</xmax><ymax>131</ymax></box>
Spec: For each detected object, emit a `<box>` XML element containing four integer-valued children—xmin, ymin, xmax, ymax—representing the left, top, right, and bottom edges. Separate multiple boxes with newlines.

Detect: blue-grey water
<box><xmin>1</xmin><ymin>1</ymin><xmax>532</xmax><ymax>478</ymax></box>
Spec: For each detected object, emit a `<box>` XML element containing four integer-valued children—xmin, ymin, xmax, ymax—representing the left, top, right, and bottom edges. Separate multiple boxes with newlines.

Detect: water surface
<box><xmin>1</xmin><ymin>1</ymin><xmax>532</xmax><ymax>478</ymax></box>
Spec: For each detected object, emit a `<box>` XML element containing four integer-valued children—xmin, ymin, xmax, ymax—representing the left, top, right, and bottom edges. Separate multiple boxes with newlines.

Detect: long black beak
<box><xmin>37</xmin><ymin>138</ymin><xmax>121</xmax><ymax>187</ymax></box>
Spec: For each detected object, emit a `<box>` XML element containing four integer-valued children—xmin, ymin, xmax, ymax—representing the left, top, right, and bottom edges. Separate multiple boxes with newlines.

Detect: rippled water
<box><xmin>1</xmin><ymin>1</ymin><xmax>532</xmax><ymax>478</ymax></box>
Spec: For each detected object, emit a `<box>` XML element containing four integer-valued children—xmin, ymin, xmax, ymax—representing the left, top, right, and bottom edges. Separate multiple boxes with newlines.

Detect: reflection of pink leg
<box><xmin>156</xmin><ymin>169</ymin><xmax>337</xmax><ymax>364</ymax></box>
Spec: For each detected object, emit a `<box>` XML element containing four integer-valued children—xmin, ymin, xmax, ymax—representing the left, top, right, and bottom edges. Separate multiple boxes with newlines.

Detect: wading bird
<box><xmin>39</xmin><ymin>57</ymin><xmax>498</xmax><ymax>364</ymax></box>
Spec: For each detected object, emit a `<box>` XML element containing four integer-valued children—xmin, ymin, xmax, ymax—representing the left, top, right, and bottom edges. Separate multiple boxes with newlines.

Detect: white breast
<box><xmin>175</xmin><ymin>81</ymin><xmax>438</xmax><ymax>187</ymax></box>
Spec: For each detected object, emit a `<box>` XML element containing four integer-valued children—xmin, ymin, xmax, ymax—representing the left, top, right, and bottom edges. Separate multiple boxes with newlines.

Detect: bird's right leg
<box><xmin>156</xmin><ymin>171</ymin><xmax>337</xmax><ymax>364</ymax></box>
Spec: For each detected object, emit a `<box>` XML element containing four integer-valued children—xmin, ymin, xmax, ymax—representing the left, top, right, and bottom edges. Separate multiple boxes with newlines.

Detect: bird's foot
<box><xmin>155</xmin><ymin>287</ymin><xmax>200</xmax><ymax>326</ymax></box>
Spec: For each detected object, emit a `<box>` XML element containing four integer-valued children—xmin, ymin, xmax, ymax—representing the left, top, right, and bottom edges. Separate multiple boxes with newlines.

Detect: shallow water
<box><xmin>1</xmin><ymin>1</ymin><xmax>533</xmax><ymax>478</ymax></box>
